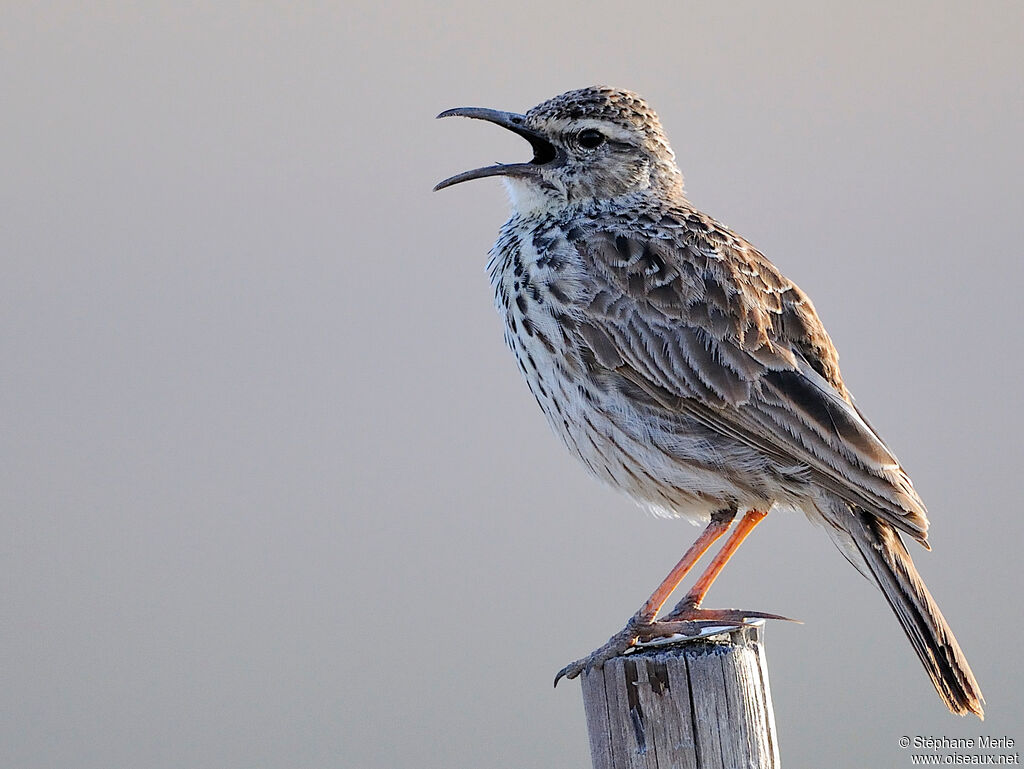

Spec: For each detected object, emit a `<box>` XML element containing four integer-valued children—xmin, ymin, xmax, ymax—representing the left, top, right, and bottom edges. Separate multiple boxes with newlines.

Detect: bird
<box><xmin>434</xmin><ymin>86</ymin><xmax>984</xmax><ymax>718</ymax></box>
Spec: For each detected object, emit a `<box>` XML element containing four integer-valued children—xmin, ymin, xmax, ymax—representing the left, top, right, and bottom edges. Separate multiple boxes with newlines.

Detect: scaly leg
<box><xmin>554</xmin><ymin>507</ymin><xmax>736</xmax><ymax>686</ymax></box>
<box><xmin>662</xmin><ymin>508</ymin><xmax>796</xmax><ymax>628</ymax></box>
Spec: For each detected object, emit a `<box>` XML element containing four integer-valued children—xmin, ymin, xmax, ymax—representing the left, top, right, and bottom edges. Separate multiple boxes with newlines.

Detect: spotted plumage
<box><xmin>437</xmin><ymin>86</ymin><xmax>983</xmax><ymax>717</ymax></box>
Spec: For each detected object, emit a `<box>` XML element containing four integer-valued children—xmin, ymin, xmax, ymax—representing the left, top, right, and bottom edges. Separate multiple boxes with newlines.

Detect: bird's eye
<box><xmin>577</xmin><ymin>129</ymin><xmax>605</xmax><ymax>149</ymax></box>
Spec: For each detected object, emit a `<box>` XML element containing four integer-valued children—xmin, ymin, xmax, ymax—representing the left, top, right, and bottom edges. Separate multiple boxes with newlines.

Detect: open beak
<box><xmin>433</xmin><ymin>107</ymin><xmax>560</xmax><ymax>191</ymax></box>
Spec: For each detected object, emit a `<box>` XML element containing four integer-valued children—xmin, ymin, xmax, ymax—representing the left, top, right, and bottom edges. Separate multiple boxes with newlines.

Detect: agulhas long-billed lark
<box><xmin>434</xmin><ymin>86</ymin><xmax>983</xmax><ymax>717</ymax></box>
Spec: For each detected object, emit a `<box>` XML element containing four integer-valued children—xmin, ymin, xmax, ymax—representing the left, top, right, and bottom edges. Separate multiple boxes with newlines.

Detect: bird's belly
<box><xmin>509</xmin><ymin>327</ymin><xmax>775</xmax><ymax>523</ymax></box>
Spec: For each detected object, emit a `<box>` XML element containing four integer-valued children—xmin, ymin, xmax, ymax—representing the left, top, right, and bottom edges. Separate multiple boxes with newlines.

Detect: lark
<box><xmin>435</xmin><ymin>87</ymin><xmax>983</xmax><ymax>717</ymax></box>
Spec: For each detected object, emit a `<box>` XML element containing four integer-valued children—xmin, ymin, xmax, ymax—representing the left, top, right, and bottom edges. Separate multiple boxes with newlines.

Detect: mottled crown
<box><xmin>525</xmin><ymin>87</ymin><xmax>675</xmax><ymax>159</ymax></box>
<box><xmin>523</xmin><ymin>86</ymin><xmax>682</xmax><ymax>197</ymax></box>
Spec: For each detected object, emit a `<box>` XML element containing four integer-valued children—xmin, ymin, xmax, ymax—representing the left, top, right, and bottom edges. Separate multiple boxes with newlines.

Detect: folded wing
<box><xmin>571</xmin><ymin>219</ymin><xmax>929</xmax><ymax>542</ymax></box>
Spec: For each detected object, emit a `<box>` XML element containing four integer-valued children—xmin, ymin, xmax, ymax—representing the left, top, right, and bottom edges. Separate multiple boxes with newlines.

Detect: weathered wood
<box><xmin>579</xmin><ymin>624</ymin><xmax>780</xmax><ymax>769</ymax></box>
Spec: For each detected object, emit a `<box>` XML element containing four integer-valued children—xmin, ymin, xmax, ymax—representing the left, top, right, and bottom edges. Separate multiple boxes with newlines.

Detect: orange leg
<box><xmin>555</xmin><ymin>507</ymin><xmax>793</xmax><ymax>686</ymax></box>
<box><xmin>636</xmin><ymin>506</ymin><xmax>736</xmax><ymax>619</ymax></box>
<box><xmin>554</xmin><ymin>507</ymin><xmax>736</xmax><ymax>686</ymax></box>
<box><xmin>664</xmin><ymin>508</ymin><xmax>770</xmax><ymax>618</ymax></box>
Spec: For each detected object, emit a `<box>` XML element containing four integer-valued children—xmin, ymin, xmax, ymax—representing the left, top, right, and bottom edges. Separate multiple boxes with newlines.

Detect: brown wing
<box><xmin>570</xmin><ymin>214</ymin><xmax>929</xmax><ymax>542</ymax></box>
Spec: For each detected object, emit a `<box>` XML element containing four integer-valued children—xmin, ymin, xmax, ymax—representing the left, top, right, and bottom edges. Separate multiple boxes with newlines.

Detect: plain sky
<box><xmin>2</xmin><ymin>2</ymin><xmax>1023</xmax><ymax>768</ymax></box>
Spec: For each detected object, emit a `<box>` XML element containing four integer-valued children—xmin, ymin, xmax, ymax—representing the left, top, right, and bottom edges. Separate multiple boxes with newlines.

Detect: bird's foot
<box><xmin>660</xmin><ymin>598</ymin><xmax>798</xmax><ymax>629</ymax></box>
<box><xmin>554</xmin><ymin>604</ymin><xmax>800</xmax><ymax>687</ymax></box>
<box><xmin>554</xmin><ymin>614</ymin><xmax>692</xmax><ymax>686</ymax></box>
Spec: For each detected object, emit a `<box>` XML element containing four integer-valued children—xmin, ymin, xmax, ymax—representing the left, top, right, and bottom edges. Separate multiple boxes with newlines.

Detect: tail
<box><xmin>843</xmin><ymin>510</ymin><xmax>984</xmax><ymax>718</ymax></box>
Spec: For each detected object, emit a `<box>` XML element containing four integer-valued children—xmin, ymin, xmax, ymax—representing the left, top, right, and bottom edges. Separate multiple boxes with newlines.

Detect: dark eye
<box><xmin>577</xmin><ymin>129</ymin><xmax>605</xmax><ymax>149</ymax></box>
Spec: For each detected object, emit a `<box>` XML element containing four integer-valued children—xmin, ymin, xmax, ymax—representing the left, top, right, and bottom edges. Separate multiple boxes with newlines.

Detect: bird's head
<box><xmin>435</xmin><ymin>87</ymin><xmax>684</xmax><ymax>213</ymax></box>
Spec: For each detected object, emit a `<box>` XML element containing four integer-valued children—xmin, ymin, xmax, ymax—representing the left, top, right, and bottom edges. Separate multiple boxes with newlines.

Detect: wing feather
<box><xmin>570</xmin><ymin>217</ymin><xmax>929</xmax><ymax>541</ymax></box>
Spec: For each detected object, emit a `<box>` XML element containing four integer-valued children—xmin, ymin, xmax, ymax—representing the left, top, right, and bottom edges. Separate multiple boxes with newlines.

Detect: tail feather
<box><xmin>847</xmin><ymin>510</ymin><xmax>984</xmax><ymax>718</ymax></box>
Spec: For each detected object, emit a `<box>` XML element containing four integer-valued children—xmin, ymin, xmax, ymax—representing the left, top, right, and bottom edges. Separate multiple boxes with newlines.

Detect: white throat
<box><xmin>502</xmin><ymin>177</ymin><xmax>565</xmax><ymax>218</ymax></box>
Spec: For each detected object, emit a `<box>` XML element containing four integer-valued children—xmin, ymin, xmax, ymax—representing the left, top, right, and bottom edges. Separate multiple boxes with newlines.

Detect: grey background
<box><xmin>3</xmin><ymin>2</ymin><xmax>1022</xmax><ymax>767</ymax></box>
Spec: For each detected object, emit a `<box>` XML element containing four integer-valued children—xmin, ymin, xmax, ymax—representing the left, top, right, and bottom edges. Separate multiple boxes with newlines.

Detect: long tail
<box><xmin>844</xmin><ymin>510</ymin><xmax>984</xmax><ymax>718</ymax></box>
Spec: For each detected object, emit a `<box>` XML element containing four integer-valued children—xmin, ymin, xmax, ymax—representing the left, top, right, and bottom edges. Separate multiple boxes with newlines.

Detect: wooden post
<box><xmin>579</xmin><ymin>623</ymin><xmax>780</xmax><ymax>769</ymax></box>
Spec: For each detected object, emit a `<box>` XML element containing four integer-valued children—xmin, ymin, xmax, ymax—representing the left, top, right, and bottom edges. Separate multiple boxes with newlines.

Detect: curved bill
<box><xmin>433</xmin><ymin>107</ymin><xmax>560</xmax><ymax>191</ymax></box>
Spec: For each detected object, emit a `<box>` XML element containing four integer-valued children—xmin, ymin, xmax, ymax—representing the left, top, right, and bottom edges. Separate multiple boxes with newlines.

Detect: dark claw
<box><xmin>554</xmin><ymin>620</ymin><xmax>646</xmax><ymax>687</ymax></box>
<box><xmin>660</xmin><ymin>607</ymin><xmax>800</xmax><ymax>625</ymax></box>
<box><xmin>554</xmin><ymin>609</ymin><xmax>800</xmax><ymax>687</ymax></box>
<box><xmin>553</xmin><ymin>662</ymin><xmax>576</xmax><ymax>687</ymax></box>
